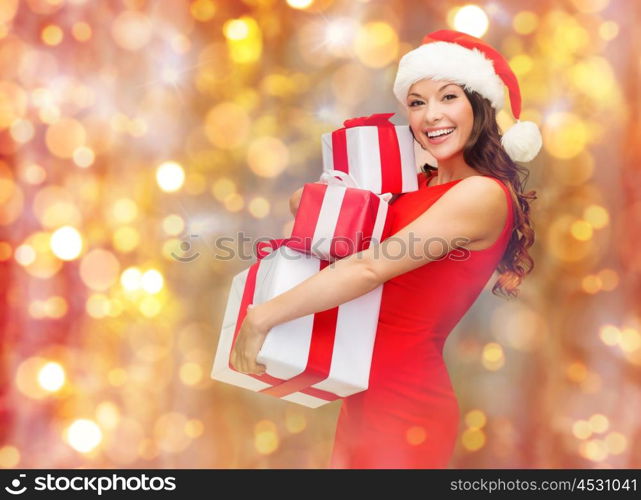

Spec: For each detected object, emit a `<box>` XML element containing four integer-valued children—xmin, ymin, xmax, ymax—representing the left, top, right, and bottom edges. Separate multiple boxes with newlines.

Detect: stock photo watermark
<box><xmin>3</xmin><ymin>472</ymin><xmax>176</xmax><ymax>496</ymax></box>
<box><xmin>169</xmin><ymin>232</ymin><xmax>475</xmax><ymax>264</ymax></box>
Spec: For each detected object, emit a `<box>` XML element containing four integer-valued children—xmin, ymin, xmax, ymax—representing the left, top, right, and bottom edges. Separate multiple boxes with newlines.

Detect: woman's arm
<box><xmin>232</xmin><ymin>176</ymin><xmax>508</xmax><ymax>374</ymax></box>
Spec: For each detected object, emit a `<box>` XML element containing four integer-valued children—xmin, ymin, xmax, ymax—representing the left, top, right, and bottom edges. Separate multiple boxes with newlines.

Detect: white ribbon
<box><xmin>319</xmin><ymin>170</ymin><xmax>360</xmax><ymax>189</ymax></box>
<box><xmin>319</xmin><ymin>170</ymin><xmax>393</xmax><ymax>204</ymax></box>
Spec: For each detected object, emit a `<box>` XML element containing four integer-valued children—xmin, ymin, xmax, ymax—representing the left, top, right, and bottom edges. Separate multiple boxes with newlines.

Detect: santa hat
<box><xmin>393</xmin><ymin>29</ymin><xmax>542</xmax><ymax>163</ymax></box>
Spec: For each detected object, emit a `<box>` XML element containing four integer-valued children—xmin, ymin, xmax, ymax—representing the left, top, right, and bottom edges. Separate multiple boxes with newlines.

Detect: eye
<box><xmin>443</xmin><ymin>94</ymin><xmax>457</xmax><ymax>100</ymax></box>
<box><xmin>408</xmin><ymin>99</ymin><xmax>424</xmax><ymax>107</ymax></box>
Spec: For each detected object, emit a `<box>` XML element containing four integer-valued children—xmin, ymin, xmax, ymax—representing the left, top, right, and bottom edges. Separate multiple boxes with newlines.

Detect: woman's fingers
<box><xmin>231</xmin><ymin>348</ymin><xmax>243</xmax><ymax>373</ymax></box>
<box><xmin>247</xmin><ymin>363</ymin><xmax>265</xmax><ymax>375</ymax></box>
<box><xmin>231</xmin><ymin>344</ymin><xmax>265</xmax><ymax>375</ymax></box>
<box><xmin>230</xmin><ymin>314</ymin><xmax>269</xmax><ymax>375</ymax></box>
<box><xmin>241</xmin><ymin>345</ymin><xmax>264</xmax><ymax>375</ymax></box>
<box><xmin>231</xmin><ymin>343</ymin><xmax>246</xmax><ymax>373</ymax></box>
<box><xmin>289</xmin><ymin>187</ymin><xmax>304</xmax><ymax>216</ymax></box>
<box><xmin>242</xmin><ymin>356</ymin><xmax>265</xmax><ymax>375</ymax></box>
<box><xmin>237</xmin><ymin>353</ymin><xmax>246</xmax><ymax>374</ymax></box>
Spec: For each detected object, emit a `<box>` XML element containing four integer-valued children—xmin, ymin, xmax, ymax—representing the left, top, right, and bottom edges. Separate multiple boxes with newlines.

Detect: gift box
<box><xmin>288</xmin><ymin>170</ymin><xmax>392</xmax><ymax>261</ymax></box>
<box><xmin>210</xmin><ymin>239</ymin><xmax>383</xmax><ymax>408</ymax></box>
<box><xmin>321</xmin><ymin>112</ymin><xmax>418</xmax><ymax>195</ymax></box>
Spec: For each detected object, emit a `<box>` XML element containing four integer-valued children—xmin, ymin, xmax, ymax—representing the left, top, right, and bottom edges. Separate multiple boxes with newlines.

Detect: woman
<box><xmin>231</xmin><ymin>30</ymin><xmax>541</xmax><ymax>468</ymax></box>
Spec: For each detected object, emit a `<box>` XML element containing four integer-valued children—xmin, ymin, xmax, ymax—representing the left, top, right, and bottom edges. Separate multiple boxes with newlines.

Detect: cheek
<box><xmin>408</xmin><ymin>120</ymin><xmax>423</xmax><ymax>140</ymax></box>
<box><xmin>451</xmin><ymin>110</ymin><xmax>472</xmax><ymax>137</ymax></box>
<box><xmin>456</xmin><ymin>105</ymin><xmax>474</xmax><ymax>127</ymax></box>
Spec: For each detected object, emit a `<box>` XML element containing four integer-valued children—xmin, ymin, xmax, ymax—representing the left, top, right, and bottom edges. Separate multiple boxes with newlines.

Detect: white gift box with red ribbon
<box><xmin>210</xmin><ymin>240</ymin><xmax>383</xmax><ymax>408</ymax></box>
<box><xmin>288</xmin><ymin>170</ymin><xmax>392</xmax><ymax>261</ymax></box>
<box><xmin>321</xmin><ymin>113</ymin><xmax>418</xmax><ymax>195</ymax></box>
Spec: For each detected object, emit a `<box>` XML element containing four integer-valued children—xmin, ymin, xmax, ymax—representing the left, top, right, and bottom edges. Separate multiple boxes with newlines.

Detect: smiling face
<box><xmin>406</xmin><ymin>78</ymin><xmax>474</xmax><ymax>163</ymax></box>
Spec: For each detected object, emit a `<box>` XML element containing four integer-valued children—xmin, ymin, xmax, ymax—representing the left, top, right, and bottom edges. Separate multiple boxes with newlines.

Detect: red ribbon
<box><xmin>342</xmin><ymin>112</ymin><xmax>395</xmax><ymax>128</ymax></box>
<box><xmin>288</xmin><ymin>183</ymin><xmax>382</xmax><ymax>260</ymax></box>
<box><xmin>227</xmin><ymin>239</ymin><xmax>289</xmax><ymax>387</ymax></box>
<box><xmin>330</xmin><ymin>113</ymin><xmax>403</xmax><ymax>193</ymax></box>
<box><xmin>289</xmin><ymin>184</ymin><xmax>327</xmax><ymax>255</ymax></box>
<box><xmin>228</xmin><ymin>238</ymin><xmax>340</xmax><ymax>403</ymax></box>
<box><xmin>259</xmin><ymin>260</ymin><xmax>339</xmax><ymax>398</ymax></box>
<box><xmin>330</xmin><ymin>188</ymin><xmax>379</xmax><ymax>257</ymax></box>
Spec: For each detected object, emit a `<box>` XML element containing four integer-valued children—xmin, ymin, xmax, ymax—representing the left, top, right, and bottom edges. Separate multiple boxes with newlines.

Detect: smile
<box><xmin>426</xmin><ymin>128</ymin><xmax>455</xmax><ymax>145</ymax></box>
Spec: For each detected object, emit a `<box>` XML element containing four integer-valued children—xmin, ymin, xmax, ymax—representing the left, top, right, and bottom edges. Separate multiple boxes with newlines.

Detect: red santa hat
<box><xmin>393</xmin><ymin>29</ymin><xmax>542</xmax><ymax>163</ymax></box>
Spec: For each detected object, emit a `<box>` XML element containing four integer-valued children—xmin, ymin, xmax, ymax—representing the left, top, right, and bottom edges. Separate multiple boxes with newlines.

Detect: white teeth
<box><xmin>427</xmin><ymin>128</ymin><xmax>454</xmax><ymax>138</ymax></box>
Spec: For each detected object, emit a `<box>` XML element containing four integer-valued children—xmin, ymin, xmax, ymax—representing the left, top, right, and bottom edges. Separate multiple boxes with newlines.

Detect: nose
<box><xmin>423</xmin><ymin>102</ymin><xmax>443</xmax><ymax>125</ymax></box>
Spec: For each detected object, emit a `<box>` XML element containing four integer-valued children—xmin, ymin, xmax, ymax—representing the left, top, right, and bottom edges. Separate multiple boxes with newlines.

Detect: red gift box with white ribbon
<box><xmin>321</xmin><ymin>112</ymin><xmax>418</xmax><ymax>195</ymax></box>
<box><xmin>288</xmin><ymin>170</ymin><xmax>392</xmax><ymax>261</ymax></box>
<box><xmin>210</xmin><ymin>239</ymin><xmax>383</xmax><ymax>408</ymax></box>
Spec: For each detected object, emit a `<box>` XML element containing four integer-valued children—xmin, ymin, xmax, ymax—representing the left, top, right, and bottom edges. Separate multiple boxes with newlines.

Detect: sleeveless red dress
<box><xmin>328</xmin><ymin>169</ymin><xmax>515</xmax><ymax>469</ymax></box>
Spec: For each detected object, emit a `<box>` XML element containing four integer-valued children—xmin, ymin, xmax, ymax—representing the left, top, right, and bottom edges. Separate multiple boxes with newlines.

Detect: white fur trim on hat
<box><xmin>393</xmin><ymin>41</ymin><xmax>505</xmax><ymax>110</ymax></box>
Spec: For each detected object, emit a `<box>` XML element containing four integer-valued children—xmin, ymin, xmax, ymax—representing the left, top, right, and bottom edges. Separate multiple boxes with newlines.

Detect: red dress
<box><xmin>328</xmin><ymin>169</ymin><xmax>515</xmax><ymax>469</ymax></box>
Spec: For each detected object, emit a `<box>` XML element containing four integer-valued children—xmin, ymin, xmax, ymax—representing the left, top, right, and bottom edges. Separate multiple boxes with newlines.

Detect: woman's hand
<box><xmin>230</xmin><ymin>306</ymin><xmax>269</xmax><ymax>375</ymax></box>
<box><xmin>289</xmin><ymin>187</ymin><xmax>304</xmax><ymax>216</ymax></box>
<box><xmin>289</xmin><ymin>182</ymin><xmax>324</xmax><ymax>216</ymax></box>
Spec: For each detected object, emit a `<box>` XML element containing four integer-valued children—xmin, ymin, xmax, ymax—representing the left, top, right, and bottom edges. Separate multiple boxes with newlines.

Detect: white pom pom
<box><xmin>500</xmin><ymin>120</ymin><xmax>543</xmax><ymax>163</ymax></box>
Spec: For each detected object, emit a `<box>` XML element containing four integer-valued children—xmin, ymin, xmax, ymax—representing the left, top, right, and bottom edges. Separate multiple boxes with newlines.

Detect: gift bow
<box><xmin>319</xmin><ymin>170</ymin><xmax>393</xmax><ymax>203</ymax></box>
<box><xmin>378</xmin><ymin>192</ymin><xmax>393</xmax><ymax>203</ymax></box>
<box><xmin>342</xmin><ymin>112</ymin><xmax>395</xmax><ymax>129</ymax></box>
<box><xmin>319</xmin><ymin>169</ymin><xmax>360</xmax><ymax>189</ymax></box>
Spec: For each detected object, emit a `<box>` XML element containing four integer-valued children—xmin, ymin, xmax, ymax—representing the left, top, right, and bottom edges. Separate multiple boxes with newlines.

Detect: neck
<box><xmin>431</xmin><ymin>155</ymin><xmax>477</xmax><ymax>185</ymax></box>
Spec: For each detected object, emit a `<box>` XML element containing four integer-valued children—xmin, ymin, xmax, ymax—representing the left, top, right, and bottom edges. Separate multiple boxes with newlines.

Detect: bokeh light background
<box><xmin>1</xmin><ymin>0</ymin><xmax>640</xmax><ymax>468</ymax></box>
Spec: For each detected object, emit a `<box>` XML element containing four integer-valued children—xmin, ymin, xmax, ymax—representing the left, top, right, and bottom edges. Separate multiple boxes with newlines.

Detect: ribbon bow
<box><xmin>342</xmin><ymin>112</ymin><xmax>395</xmax><ymax>129</ymax></box>
<box><xmin>319</xmin><ymin>169</ymin><xmax>393</xmax><ymax>203</ymax></box>
<box><xmin>319</xmin><ymin>169</ymin><xmax>360</xmax><ymax>189</ymax></box>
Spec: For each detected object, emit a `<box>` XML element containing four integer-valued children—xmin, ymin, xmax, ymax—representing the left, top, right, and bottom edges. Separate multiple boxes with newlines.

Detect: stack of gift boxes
<box><xmin>211</xmin><ymin>113</ymin><xmax>419</xmax><ymax>408</ymax></box>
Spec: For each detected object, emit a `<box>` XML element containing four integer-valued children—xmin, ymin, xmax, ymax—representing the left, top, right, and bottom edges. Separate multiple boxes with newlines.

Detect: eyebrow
<box><xmin>407</xmin><ymin>83</ymin><xmax>459</xmax><ymax>99</ymax></box>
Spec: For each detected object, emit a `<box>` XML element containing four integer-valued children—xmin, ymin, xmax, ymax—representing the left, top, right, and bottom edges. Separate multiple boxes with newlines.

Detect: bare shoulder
<box><xmin>362</xmin><ymin>175</ymin><xmax>510</xmax><ymax>281</ymax></box>
<box><xmin>443</xmin><ymin>176</ymin><xmax>507</xmax><ymax>211</ymax></box>
<box><xmin>437</xmin><ymin>176</ymin><xmax>509</xmax><ymax>248</ymax></box>
<box><xmin>452</xmin><ymin>175</ymin><xmax>505</xmax><ymax>196</ymax></box>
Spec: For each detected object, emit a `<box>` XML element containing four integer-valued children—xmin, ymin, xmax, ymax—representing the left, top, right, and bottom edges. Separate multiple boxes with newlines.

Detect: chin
<box><xmin>429</xmin><ymin>151</ymin><xmax>454</xmax><ymax>162</ymax></box>
<box><xmin>430</xmin><ymin>147</ymin><xmax>462</xmax><ymax>162</ymax></box>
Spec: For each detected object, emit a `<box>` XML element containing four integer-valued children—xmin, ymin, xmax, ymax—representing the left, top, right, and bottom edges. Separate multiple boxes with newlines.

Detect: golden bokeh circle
<box><xmin>246</xmin><ymin>136</ymin><xmax>289</xmax><ymax>178</ymax></box>
<box><xmin>45</xmin><ymin>118</ymin><xmax>87</xmax><ymax>159</ymax></box>
<box><xmin>204</xmin><ymin>102</ymin><xmax>251</xmax><ymax>149</ymax></box>
<box><xmin>354</xmin><ymin>22</ymin><xmax>398</xmax><ymax>68</ymax></box>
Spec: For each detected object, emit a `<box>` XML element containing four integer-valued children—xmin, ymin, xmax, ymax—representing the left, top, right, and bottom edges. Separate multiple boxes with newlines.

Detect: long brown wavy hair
<box><xmin>417</xmin><ymin>87</ymin><xmax>537</xmax><ymax>299</ymax></box>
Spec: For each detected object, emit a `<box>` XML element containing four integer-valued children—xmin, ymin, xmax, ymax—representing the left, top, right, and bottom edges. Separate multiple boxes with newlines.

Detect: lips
<box><xmin>426</xmin><ymin>128</ymin><xmax>455</xmax><ymax>145</ymax></box>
